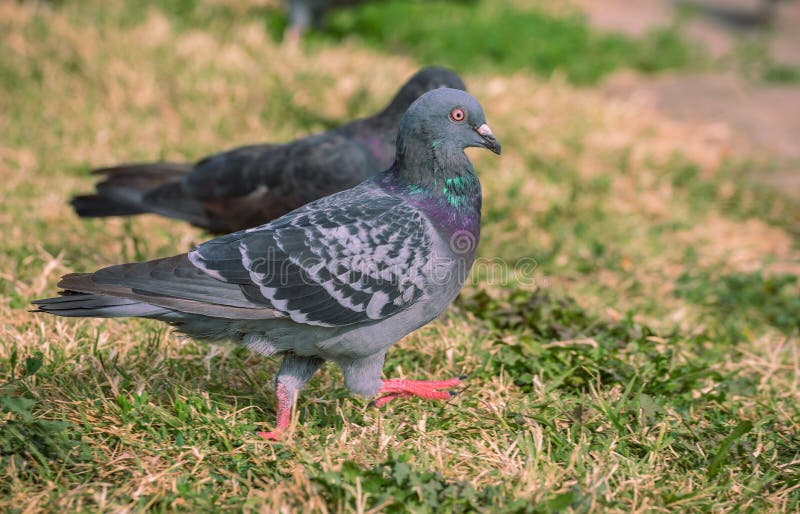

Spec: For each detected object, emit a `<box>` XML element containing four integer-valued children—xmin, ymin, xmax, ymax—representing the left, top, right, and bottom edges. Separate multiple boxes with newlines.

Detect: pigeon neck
<box><xmin>384</xmin><ymin>136</ymin><xmax>482</xmax><ymax>234</ymax></box>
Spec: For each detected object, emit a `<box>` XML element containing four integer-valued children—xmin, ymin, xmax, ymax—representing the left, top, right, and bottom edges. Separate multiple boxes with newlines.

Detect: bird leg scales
<box><xmin>257</xmin><ymin>382</ymin><xmax>292</xmax><ymax>441</ymax></box>
<box><xmin>257</xmin><ymin>354</ymin><xmax>323</xmax><ymax>441</ymax></box>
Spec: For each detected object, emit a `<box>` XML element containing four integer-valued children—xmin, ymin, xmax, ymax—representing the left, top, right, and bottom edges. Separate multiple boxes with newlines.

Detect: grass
<box><xmin>1</xmin><ymin>0</ymin><xmax>799</xmax><ymax>512</ymax></box>
<box><xmin>319</xmin><ymin>1</ymin><xmax>692</xmax><ymax>85</ymax></box>
<box><xmin>110</xmin><ymin>0</ymin><xmax>696</xmax><ymax>85</ymax></box>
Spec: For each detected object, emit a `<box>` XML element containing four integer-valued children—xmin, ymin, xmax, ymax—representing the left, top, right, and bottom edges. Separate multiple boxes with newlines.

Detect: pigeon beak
<box><xmin>474</xmin><ymin>123</ymin><xmax>501</xmax><ymax>155</ymax></box>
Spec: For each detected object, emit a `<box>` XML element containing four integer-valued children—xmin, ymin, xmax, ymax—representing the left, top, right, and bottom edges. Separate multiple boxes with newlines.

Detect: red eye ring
<box><xmin>449</xmin><ymin>108</ymin><xmax>466</xmax><ymax>122</ymax></box>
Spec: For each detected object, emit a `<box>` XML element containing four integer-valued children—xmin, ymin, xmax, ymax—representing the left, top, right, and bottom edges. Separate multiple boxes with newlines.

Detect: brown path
<box><xmin>570</xmin><ymin>0</ymin><xmax>800</xmax><ymax>196</ymax></box>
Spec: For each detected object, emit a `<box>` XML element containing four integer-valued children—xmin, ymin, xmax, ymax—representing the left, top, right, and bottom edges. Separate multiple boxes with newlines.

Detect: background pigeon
<box><xmin>35</xmin><ymin>88</ymin><xmax>500</xmax><ymax>440</ymax></box>
<box><xmin>71</xmin><ymin>67</ymin><xmax>467</xmax><ymax>233</ymax></box>
<box><xmin>282</xmin><ymin>0</ymin><xmax>477</xmax><ymax>42</ymax></box>
<box><xmin>284</xmin><ymin>0</ymin><xmax>367</xmax><ymax>42</ymax></box>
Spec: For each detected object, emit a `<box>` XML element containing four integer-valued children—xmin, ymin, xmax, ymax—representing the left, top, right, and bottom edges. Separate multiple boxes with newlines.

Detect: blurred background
<box><xmin>1</xmin><ymin>0</ymin><xmax>798</xmax><ymax>511</ymax></box>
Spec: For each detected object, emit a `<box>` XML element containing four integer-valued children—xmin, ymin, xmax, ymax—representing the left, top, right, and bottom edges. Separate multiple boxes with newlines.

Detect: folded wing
<box><xmin>190</xmin><ymin>184</ymin><xmax>432</xmax><ymax>326</ymax></box>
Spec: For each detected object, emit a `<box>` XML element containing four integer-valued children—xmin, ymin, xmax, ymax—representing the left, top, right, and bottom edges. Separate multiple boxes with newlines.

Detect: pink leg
<box><xmin>375</xmin><ymin>376</ymin><xmax>464</xmax><ymax>408</ymax></box>
<box><xmin>257</xmin><ymin>354</ymin><xmax>323</xmax><ymax>441</ymax></box>
<box><xmin>257</xmin><ymin>383</ymin><xmax>291</xmax><ymax>441</ymax></box>
<box><xmin>284</xmin><ymin>26</ymin><xmax>303</xmax><ymax>46</ymax></box>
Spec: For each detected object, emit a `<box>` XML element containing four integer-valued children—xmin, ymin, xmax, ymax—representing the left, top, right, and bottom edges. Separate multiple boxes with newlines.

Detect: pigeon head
<box><xmin>383</xmin><ymin>67</ymin><xmax>467</xmax><ymax>118</ymax></box>
<box><xmin>396</xmin><ymin>88</ymin><xmax>501</xmax><ymax>163</ymax></box>
<box><xmin>387</xmin><ymin>88</ymin><xmax>499</xmax><ymax>218</ymax></box>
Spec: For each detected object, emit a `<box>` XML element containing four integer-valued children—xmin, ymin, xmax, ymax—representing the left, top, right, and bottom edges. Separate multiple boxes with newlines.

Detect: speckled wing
<box><xmin>189</xmin><ymin>184</ymin><xmax>431</xmax><ymax>327</ymax></box>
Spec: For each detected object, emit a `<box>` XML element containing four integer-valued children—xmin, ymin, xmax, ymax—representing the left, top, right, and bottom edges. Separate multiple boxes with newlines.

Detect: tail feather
<box><xmin>32</xmin><ymin>292</ymin><xmax>170</xmax><ymax>318</ymax></box>
<box><xmin>33</xmin><ymin>264</ymin><xmax>280</xmax><ymax>342</ymax></box>
<box><xmin>33</xmin><ymin>291</ymin><xmax>245</xmax><ymax>342</ymax></box>
<box><xmin>71</xmin><ymin>194</ymin><xmax>148</xmax><ymax>217</ymax></box>
<box><xmin>92</xmin><ymin>162</ymin><xmax>194</xmax><ymax>183</ymax></box>
<box><xmin>35</xmin><ymin>269</ymin><xmax>279</xmax><ymax>320</ymax></box>
<box><xmin>71</xmin><ymin>162</ymin><xmax>197</xmax><ymax>220</ymax></box>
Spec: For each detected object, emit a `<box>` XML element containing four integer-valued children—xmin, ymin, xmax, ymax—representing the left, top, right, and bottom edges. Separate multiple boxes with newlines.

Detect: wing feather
<box><xmin>190</xmin><ymin>183</ymin><xmax>432</xmax><ymax>327</ymax></box>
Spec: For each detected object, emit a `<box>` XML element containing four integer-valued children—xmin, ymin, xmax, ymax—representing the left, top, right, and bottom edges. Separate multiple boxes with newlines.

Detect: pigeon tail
<box><xmin>70</xmin><ymin>162</ymin><xmax>226</xmax><ymax>229</ymax></box>
<box><xmin>31</xmin><ymin>291</ymin><xmax>170</xmax><ymax>318</ymax></box>
<box><xmin>71</xmin><ymin>194</ymin><xmax>149</xmax><ymax>217</ymax></box>
<box><xmin>70</xmin><ymin>162</ymin><xmax>187</xmax><ymax>213</ymax></box>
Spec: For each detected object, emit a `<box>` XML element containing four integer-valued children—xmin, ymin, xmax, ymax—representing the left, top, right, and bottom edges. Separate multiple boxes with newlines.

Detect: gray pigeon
<box><xmin>71</xmin><ymin>67</ymin><xmax>467</xmax><ymax>234</ymax></box>
<box><xmin>34</xmin><ymin>88</ymin><xmax>500</xmax><ymax>440</ymax></box>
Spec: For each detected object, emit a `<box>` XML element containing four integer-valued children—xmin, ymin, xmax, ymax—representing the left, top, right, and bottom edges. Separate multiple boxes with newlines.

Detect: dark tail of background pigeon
<box><xmin>70</xmin><ymin>163</ymin><xmax>223</xmax><ymax>230</ymax></box>
<box><xmin>71</xmin><ymin>194</ymin><xmax>149</xmax><ymax>217</ymax></box>
<box><xmin>71</xmin><ymin>162</ymin><xmax>193</xmax><ymax>217</ymax></box>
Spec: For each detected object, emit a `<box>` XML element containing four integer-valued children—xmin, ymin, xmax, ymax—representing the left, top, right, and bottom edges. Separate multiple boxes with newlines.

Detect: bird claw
<box><xmin>257</xmin><ymin>430</ymin><xmax>284</xmax><ymax>441</ymax></box>
<box><xmin>374</xmin><ymin>376</ymin><xmax>465</xmax><ymax>408</ymax></box>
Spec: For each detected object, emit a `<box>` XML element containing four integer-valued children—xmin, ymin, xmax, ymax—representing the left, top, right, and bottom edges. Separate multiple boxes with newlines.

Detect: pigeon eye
<box><xmin>449</xmin><ymin>108</ymin><xmax>466</xmax><ymax>123</ymax></box>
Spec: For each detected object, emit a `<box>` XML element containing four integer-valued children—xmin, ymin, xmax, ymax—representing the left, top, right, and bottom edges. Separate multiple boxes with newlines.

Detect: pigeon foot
<box><xmin>283</xmin><ymin>26</ymin><xmax>303</xmax><ymax>46</ymax></box>
<box><xmin>257</xmin><ymin>383</ymin><xmax>292</xmax><ymax>441</ymax></box>
<box><xmin>257</xmin><ymin>429</ymin><xmax>283</xmax><ymax>441</ymax></box>
<box><xmin>374</xmin><ymin>377</ymin><xmax>464</xmax><ymax>408</ymax></box>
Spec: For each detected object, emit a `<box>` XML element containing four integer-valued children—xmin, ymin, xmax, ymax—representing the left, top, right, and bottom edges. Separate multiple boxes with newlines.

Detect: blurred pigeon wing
<box><xmin>190</xmin><ymin>185</ymin><xmax>431</xmax><ymax>327</ymax></box>
<box><xmin>181</xmin><ymin>143</ymin><xmax>281</xmax><ymax>200</ymax></box>
<box><xmin>183</xmin><ymin>133</ymin><xmax>371</xmax><ymax>201</ymax></box>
